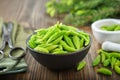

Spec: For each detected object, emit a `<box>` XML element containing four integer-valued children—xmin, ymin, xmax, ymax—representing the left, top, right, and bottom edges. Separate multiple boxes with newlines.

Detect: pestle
<box><xmin>102</xmin><ymin>41</ymin><xmax>120</xmax><ymax>52</ymax></box>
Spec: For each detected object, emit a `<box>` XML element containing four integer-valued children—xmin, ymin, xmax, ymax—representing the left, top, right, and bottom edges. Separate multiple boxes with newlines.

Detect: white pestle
<box><xmin>102</xmin><ymin>41</ymin><xmax>120</xmax><ymax>52</ymax></box>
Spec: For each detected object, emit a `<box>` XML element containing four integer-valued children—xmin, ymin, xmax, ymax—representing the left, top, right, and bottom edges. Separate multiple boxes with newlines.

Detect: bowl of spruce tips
<box><xmin>26</xmin><ymin>22</ymin><xmax>92</xmax><ymax>70</ymax></box>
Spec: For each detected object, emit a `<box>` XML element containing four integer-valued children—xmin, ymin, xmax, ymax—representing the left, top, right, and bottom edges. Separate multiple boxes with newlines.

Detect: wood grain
<box><xmin>0</xmin><ymin>0</ymin><xmax>120</xmax><ymax>80</ymax></box>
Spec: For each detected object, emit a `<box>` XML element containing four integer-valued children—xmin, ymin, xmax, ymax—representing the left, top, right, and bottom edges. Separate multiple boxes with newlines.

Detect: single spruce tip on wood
<box><xmin>97</xmin><ymin>68</ymin><xmax>112</xmax><ymax>76</ymax></box>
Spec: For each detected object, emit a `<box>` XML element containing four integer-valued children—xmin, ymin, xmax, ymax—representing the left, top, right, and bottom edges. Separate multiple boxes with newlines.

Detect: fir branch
<box><xmin>46</xmin><ymin>0</ymin><xmax>120</xmax><ymax>26</ymax></box>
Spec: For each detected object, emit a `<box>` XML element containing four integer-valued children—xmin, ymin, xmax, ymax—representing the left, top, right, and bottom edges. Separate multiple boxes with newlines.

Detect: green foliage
<box><xmin>46</xmin><ymin>0</ymin><xmax>120</xmax><ymax>26</ymax></box>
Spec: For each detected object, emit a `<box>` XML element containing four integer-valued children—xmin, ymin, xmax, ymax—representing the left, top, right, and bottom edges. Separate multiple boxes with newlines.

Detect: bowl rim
<box><xmin>91</xmin><ymin>18</ymin><xmax>120</xmax><ymax>34</ymax></box>
<box><xmin>26</xmin><ymin>32</ymin><xmax>92</xmax><ymax>56</ymax></box>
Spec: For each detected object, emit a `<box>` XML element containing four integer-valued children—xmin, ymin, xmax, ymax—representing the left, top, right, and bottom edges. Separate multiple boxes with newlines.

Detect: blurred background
<box><xmin>0</xmin><ymin>0</ymin><xmax>120</xmax><ymax>29</ymax></box>
<box><xmin>46</xmin><ymin>0</ymin><xmax>120</xmax><ymax>27</ymax></box>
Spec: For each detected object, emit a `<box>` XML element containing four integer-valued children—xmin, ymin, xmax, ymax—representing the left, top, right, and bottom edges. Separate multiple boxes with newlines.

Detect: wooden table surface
<box><xmin>0</xmin><ymin>0</ymin><xmax>119</xmax><ymax>80</ymax></box>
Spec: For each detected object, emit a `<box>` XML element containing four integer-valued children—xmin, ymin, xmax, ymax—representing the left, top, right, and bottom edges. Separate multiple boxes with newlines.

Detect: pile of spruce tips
<box><xmin>28</xmin><ymin>22</ymin><xmax>90</xmax><ymax>54</ymax></box>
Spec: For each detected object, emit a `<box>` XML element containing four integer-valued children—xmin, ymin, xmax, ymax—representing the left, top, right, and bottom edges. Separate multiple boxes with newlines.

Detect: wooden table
<box><xmin>0</xmin><ymin>0</ymin><xmax>119</xmax><ymax>80</ymax></box>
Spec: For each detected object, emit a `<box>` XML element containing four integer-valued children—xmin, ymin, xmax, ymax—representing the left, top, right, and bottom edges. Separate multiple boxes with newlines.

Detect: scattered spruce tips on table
<box><xmin>28</xmin><ymin>22</ymin><xmax>90</xmax><ymax>54</ymax></box>
<box><xmin>101</xmin><ymin>24</ymin><xmax>120</xmax><ymax>31</ymax></box>
<box><xmin>92</xmin><ymin>49</ymin><xmax>120</xmax><ymax>75</ymax></box>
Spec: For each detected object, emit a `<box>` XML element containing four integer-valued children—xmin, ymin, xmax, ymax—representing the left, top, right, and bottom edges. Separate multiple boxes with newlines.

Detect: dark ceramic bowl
<box><xmin>26</xmin><ymin>33</ymin><xmax>92</xmax><ymax>70</ymax></box>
